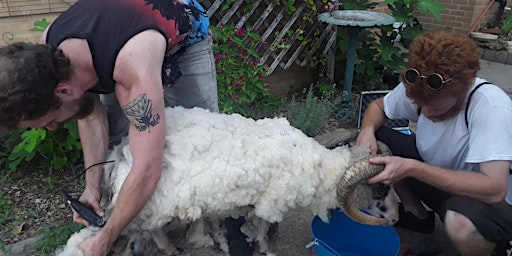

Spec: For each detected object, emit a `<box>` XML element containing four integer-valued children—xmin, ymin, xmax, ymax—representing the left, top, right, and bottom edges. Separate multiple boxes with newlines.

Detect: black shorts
<box><xmin>375</xmin><ymin>126</ymin><xmax>512</xmax><ymax>243</ymax></box>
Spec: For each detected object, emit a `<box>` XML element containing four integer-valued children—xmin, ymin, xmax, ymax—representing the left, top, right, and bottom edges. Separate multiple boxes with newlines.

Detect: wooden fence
<box><xmin>0</xmin><ymin>0</ymin><xmax>336</xmax><ymax>77</ymax></box>
<box><xmin>0</xmin><ymin>0</ymin><xmax>77</xmax><ymax>17</ymax></box>
<box><xmin>200</xmin><ymin>0</ymin><xmax>336</xmax><ymax>77</ymax></box>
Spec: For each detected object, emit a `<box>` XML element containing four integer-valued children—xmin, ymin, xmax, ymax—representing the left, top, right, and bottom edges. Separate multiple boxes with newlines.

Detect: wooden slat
<box><xmin>301</xmin><ymin>23</ymin><xmax>335</xmax><ymax>67</ymax></box>
<box><xmin>259</xmin><ymin>3</ymin><xmax>306</xmax><ymax>68</ymax></box>
<box><xmin>235</xmin><ymin>0</ymin><xmax>262</xmax><ymax>29</ymax></box>
<box><xmin>217</xmin><ymin>0</ymin><xmax>243</xmax><ymax>27</ymax></box>
<box><xmin>323</xmin><ymin>28</ymin><xmax>337</xmax><ymax>55</ymax></box>
<box><xmin>266</xmin><ymin>8</ymin><xmax>312</xmax><ymax>74</ymax></box>
<box><xmin>206</xmin><ymin>0</ymin><xmax>223</xmax><ymax>18</ymax></box>
<box><xmin>285</xmin><ymin>20</ymin><xmax>325</xmax><ymax>69</ymax></box>
<box><xmin>251</xmin><ymin>1</ymin><xmax>276</xmax><ymax>29</ymax></box>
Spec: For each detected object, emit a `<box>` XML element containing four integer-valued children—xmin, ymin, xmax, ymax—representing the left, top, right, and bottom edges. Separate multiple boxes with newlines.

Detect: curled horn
<box><xmin>337</xmin><ymin>141</ymin><xmax>391</xmax><ymax>225</ymax></box>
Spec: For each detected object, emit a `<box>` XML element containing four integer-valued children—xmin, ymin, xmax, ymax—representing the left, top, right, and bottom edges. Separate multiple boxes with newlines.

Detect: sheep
<box><xmin>55</xmin><ymin>106</ymin><xmax>398</xmax><ymax>256</ymax></box>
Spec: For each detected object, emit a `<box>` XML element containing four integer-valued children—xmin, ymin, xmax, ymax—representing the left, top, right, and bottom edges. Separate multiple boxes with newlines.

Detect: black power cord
<box><xmin>60</xmin><ymin>160</ymin><xmax>114</xmax><ymax>227</ymax></box>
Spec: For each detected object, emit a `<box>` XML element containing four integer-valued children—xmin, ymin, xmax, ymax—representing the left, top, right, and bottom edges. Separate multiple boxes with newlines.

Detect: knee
<box><xmin>444</xmin><ymin>210</ymin><xmax>477</xmax><ymax>243</ymax></box>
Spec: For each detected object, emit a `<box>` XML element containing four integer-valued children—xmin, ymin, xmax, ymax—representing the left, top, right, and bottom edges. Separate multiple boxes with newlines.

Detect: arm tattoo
<box><xmin>122</xmin><ymin>94</ymin><xmax>160</xmax><ymax>132</ymax></box>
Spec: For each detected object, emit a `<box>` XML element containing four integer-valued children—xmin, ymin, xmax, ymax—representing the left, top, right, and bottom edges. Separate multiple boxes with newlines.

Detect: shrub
<box><xmin>288</xmin><ymin>86</ymin><xmax>339</xmax><ymax>136</ymax></box>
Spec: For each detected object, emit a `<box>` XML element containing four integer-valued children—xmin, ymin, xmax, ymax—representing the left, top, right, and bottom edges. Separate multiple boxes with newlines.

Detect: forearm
<box><xmin>100</xmin><ymin>160</ymin><xmax>162</xmax><ymax>242</ymax></box>
<box><xmin>409</xmin><ymin>160</ymin><xmax>509</xmax><ymax>204</ymax></box>
<box><xmin>359</xmin><ymin>98</ymin><xmax>387</xmax><ymax>134</ymax></box>
<box><xmin>78</xmin><ymin>96</ymin><xmax>109</xmax><ymax>198</ymax></box>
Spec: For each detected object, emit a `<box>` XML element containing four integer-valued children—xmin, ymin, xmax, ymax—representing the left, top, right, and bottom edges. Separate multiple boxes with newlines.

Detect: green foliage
<box><xmin>334</xmin><ymin>0</ymin><xmax>444</xmax><ymax>92</ymax></box>
<box><xmin>502</xmin><ymin>11</ymin><xmax>512</xmax><ymax>34</ymax></box>
<box><xmin>288</xmin><ymin>86</ymin><xmax>339</xmax><ymax>137</ymax></box>
<box><xmin>385</xmin><ymin>0</ymin><xmax>444</xmax><ymax>41</ymax></box>
<box><xmin>211</xmin><ymin>25</ymin><xmax>285</xmax><ymax>117</ymax></box>
<box><xmin>6</xmin><ymin>122</ymin><xmax>82</xmax><ymax>173</ymax></box>
<box><xmin>0</xmin><ymin>193</ymin><xmax>12</xmax><ymax>253</ymax></box>
<box><xmin>29</xmin><ymin>18</ymin><xmax>51</xmax><ymax>32</ymax></box>
<box><xmin>35</xmin><ymin>222</ymin><xmax>84</xmax><ymax>255</ymax></box>
<box><xmin>0</xmin><ymin>193</ymin><xmax>13</xmax><ymax>226</ymax></box>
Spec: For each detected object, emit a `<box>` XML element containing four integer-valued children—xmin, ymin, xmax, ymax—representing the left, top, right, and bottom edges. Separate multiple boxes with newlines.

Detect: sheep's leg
<box><xmin>186</xmin><ymin>218</ymin><xmax>214</xmax><ymax>248</ymax></box>
<box><xmin>266</xmin><ymin>222</ymin><xmax>279</xmax><ymax>256</ymax></box>
<box><xmin>150</xmin><ymin>229</ymin><xmax>183</xmax><ymax>255</ymax></box>
<box><xmin>207</xmin><ymin>217</ymin><xmax>229</xmax><ymax>253</ymax></box>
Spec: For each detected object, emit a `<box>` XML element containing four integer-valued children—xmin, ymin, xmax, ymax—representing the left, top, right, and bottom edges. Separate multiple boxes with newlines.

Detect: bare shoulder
<box><xmin>114</xmin><ymin>30</ymin><xmax>167</xmax><ymax>87</ymax></box>
<box><xmin>116</xmin><ymin>30</ymin><xmax>166</xmax><ymax>65</ymax></box>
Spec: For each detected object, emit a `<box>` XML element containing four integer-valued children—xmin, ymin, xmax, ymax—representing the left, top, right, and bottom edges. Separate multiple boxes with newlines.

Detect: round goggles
<box><xmin>403</xmin><ymin>68</ymin><xmax>454</xmax><ymax>90</ymax></box>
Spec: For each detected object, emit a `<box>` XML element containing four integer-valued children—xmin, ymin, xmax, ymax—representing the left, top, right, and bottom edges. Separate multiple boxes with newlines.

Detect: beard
<box><xmin>61</xmin><ymin>94</ymin><xmax>95</xmax><ymax>123</ymax></box>
<box><xmin>74</xmin><ymin>94</ymin><xmax>95</xmax><ymax>119</ymax></box>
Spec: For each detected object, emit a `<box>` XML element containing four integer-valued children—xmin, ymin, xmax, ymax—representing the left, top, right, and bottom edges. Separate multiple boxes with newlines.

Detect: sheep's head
<box><xmin>351</xmin><ymin>182</ymin><xmax>399</xmax><ymax>225</ymax></box>
<box><xmin>337</xmin><ymin>141</ymin><xmax>399</xmax><ymax>226</ymax></box>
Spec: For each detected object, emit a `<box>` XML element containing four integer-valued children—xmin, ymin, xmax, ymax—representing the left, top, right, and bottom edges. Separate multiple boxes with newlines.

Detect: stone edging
<box><xmin>477</xmin><ymin>47</ymin><xmax>512</xmax><ymax>65</ymax></box>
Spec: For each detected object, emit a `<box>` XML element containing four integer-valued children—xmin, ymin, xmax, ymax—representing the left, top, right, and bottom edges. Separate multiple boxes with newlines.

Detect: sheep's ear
<box><xmin>336</xmin><ymin>141</ymin><xmax>391</xmax><ymax>226</ymax></box>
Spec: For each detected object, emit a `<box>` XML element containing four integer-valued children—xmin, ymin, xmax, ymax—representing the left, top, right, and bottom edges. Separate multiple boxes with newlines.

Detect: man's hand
<box><xmin>78</xmin><ymin>230</ymin><xmax>112</xmax><ymax>256</ymax></box>
<box><xmin>367</xmin><ymin>155</ymin><xmax>415</xmax><ymax>184</ymax></box>
<box><xmin>356</xmin><ymin>128</ymin><xmax>379</xmax><ymax>155</ymax></box>
<box><xmin>73</xmin><ymin>189</ymin><xmax>104</xmax><ymax>226</ymax></box>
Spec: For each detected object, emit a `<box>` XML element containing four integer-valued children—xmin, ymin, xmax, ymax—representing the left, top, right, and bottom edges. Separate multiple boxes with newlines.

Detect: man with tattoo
<box><xmin>0</xmin><ymin>0</ymin><xmax>234</xmax><ymax>255</ymax></box>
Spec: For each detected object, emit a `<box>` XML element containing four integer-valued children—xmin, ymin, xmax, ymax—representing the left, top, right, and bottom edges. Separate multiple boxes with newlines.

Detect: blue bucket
<box><xmin>311</xmin><ymin>209</ymin><xmax>400</xmax><ymax>256</ymax></box>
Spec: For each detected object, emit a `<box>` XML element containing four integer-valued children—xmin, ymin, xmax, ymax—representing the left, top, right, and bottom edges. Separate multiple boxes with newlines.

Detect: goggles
<box><xmin>403</xmin><ymin>68</ymin><xmax>454</xmax><ymax>90</ymax></box>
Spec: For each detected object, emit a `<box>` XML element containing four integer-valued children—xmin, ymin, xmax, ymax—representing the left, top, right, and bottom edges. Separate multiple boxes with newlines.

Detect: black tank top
<box><xmin>46</xmin><ymin>0</ymin><xmax>209</xmax><ymax>94</ymax></box>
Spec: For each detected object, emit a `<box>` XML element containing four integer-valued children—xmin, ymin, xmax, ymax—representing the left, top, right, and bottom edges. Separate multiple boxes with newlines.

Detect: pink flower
<box><xmin>227</xmin><ymin>38</ymin><xmax>232</xmax><ymax>44</ymax></box>
<box><xmin>235</xmin><ymin>28</ymin><xmax>245</xmax><ymax>36</ymax></box>
<box><xmin>215</xmin><ymin>53</ymin><xmax>222</xmax><ymax>62</ymax></box>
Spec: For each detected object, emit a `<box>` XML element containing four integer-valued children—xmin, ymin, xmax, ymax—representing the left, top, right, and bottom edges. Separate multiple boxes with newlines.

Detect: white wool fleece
<box><xmin>103</xmin><ymin>107</ymin><xmax>355</xmax><ymax>231</ymax></box>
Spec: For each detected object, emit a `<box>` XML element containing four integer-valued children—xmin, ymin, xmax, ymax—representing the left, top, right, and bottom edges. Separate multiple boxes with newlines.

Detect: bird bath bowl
<box><xmin>318</xmin><ymin>10</ymin><xmax>395</xmax><ymax>103</ymax></box>
<box><xmin>318</xmin><ymin>10</ymin><xmax>395</xmax><ymax>27</ymax></box>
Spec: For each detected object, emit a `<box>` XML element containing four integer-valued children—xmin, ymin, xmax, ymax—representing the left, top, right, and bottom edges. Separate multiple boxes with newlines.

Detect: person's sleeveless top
<box><xmin>46</xmin><ymin>0</ymin><xmax>209</xmax><ymax>94</ymax></box>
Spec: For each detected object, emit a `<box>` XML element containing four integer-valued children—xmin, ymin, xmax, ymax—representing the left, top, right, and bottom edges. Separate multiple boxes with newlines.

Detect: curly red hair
<box><xmin>403</xmin><ymin>30</ymin><xmax>480</xmax><ymax>106</ymax></box>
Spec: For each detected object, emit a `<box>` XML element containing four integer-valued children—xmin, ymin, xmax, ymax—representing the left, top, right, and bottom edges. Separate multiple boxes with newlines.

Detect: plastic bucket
<box><xmin>311</xmin><ymin>209</ymin><xmax>400</xmax><ymax>256</ymax></box>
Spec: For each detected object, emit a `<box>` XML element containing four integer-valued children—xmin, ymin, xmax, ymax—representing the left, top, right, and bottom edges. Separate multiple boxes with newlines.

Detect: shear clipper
<box><xmin>62</xmin><ymin>189</ymin><xmax>106</xmax><ymax>227</ymax></box>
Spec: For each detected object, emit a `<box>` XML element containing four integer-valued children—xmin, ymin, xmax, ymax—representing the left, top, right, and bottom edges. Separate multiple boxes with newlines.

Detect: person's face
<box><xmin>419</xmin><ymin>96</ymin><xmax>460</xmax><ymax>122</ymax></box>
<box><xmin>18</xmin><ymin>94</ymin><xmax>93</xmax><ymax>130</ymax></box>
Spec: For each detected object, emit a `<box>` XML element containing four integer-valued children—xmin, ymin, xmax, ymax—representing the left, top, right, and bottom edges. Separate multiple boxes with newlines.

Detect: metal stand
<box><xmin>342</xmin><ymin>27</ymin><xmax>363</xmax><ymax>103</ymax></box>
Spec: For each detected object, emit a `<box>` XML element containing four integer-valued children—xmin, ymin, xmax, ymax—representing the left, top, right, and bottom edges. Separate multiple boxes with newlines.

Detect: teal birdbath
<box><xmin>318</xmin><ymin>10</ymin><xmax>395</xmax><ymax>102</ymax></box>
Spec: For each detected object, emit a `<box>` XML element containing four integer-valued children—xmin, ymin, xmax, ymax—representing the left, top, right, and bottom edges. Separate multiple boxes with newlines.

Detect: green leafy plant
<box><xmin>386</xmin><ymin>0</ymin><xmax>444</xmax><ymax>43</ymax></box>
<box><xmin>29</xmin><ymin>18</ymin><xmax>51</xmax><ymax>32</ymax></box>
<box><xmin>288</xmin><ymin>86</ymin><xmax>339</xmax><ymax>137</ymax></box>
<box><xmin>502</xmin><ymin>11</ymin><xmax>512</xmax><ymax>35</ymax></box>
<box><xmin>6</xmin><ymin>122</ymin><xmax>82</xmax><ymax>174</ymax></box>
<box><xmin>34</xmin><ymin>222</ymin><xmax>84</xmax><ymax>255</ymax></box>
<box><xmin>0</xmin><ymin>193</ymin><xmax>13</xmax><ymax>227</ymax></box>
<box><xmin>0</xmin><ymin>193</ymin><xmax>12</xmax><ymax>253</ymax></box>
<box><xmin>212</xmin><ymin>25</ymin><xmax>285</xmax><ymax>117</ymax></box>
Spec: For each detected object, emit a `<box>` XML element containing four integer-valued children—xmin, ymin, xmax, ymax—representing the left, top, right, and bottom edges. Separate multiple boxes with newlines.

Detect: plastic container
<box><xmin>311</xmin><ymin>209</ymin><xmax>400</xmax><ymax>256</ymax></box>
